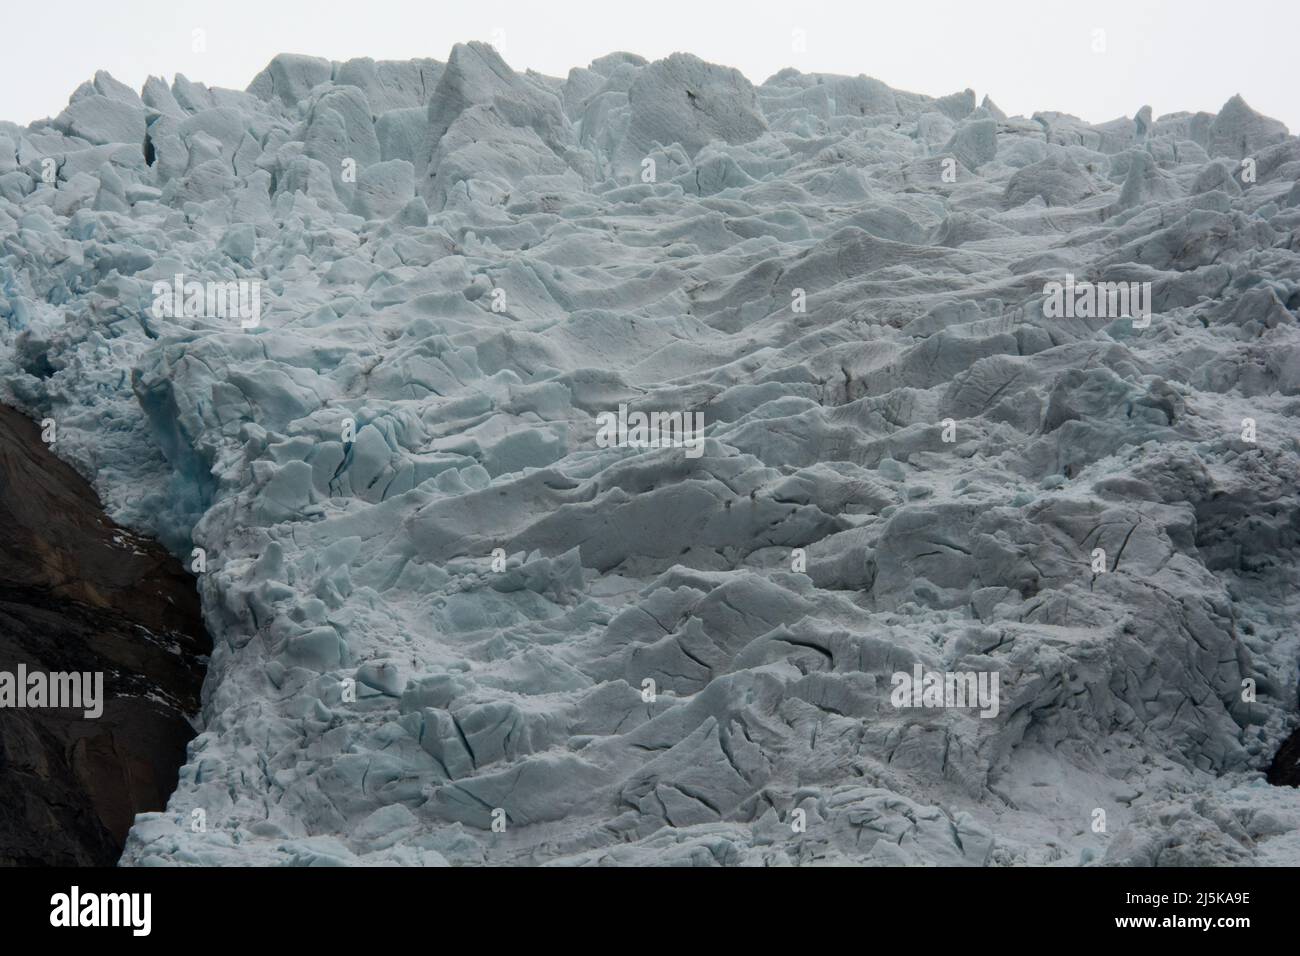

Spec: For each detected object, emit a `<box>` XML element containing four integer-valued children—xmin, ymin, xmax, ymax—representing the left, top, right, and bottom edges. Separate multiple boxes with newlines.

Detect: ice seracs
<box><xmin>0</xmin><ymin>45</ymin><xmax>1298</xmax><ymax>866</ymax></box>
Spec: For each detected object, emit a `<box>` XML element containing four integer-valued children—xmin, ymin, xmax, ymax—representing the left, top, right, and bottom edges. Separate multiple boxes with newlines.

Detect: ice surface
<box><xmin>2</xmin><ymin>44</ymin><xmax>1299</xmax><ymax>865</ymax></box>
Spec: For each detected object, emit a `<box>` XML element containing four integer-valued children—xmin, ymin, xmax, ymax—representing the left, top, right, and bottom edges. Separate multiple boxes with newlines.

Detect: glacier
<box><xmin>1</xmin><ymin>42</ymin><xmax>1299</xmax><ymax>865</ymax></box>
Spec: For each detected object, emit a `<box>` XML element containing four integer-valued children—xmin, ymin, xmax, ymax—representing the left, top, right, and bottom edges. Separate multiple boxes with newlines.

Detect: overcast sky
<box><xmin>3</xmin><ymin>0</ymin><xmax>1297</xmax><ymax>132</ymax></box>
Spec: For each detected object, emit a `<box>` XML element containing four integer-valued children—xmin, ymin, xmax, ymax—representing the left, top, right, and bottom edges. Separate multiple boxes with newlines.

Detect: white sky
<box><xmin>3</xmin><ymin>0</ymin><xmax>1297</xmax><ymax>132</ymax></box>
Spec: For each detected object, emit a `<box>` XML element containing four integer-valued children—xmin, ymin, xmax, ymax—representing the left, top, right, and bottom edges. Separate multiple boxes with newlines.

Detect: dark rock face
<box><xmin>0</xmin><ymin>406</ymin><xmax>208</xmax><ymax>866</ymax></box>
<box><xmin>1268</xmin><ymin>727</ymin><xmax>1300</xmax><ymax>788</ymax></box>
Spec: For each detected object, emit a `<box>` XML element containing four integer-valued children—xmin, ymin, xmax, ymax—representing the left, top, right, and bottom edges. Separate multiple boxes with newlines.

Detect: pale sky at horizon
<box><xmin>3</xmin><ymin>0</ymin><xmax>1297</xmax><ymax>132</ymax></box>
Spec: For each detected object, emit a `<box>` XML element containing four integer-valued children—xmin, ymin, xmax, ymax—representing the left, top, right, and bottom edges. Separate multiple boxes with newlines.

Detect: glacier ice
<box><xmin>1</xmin><ymin>42</ymin><xmax>1299</xmax><ymax>866</ymax></box>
